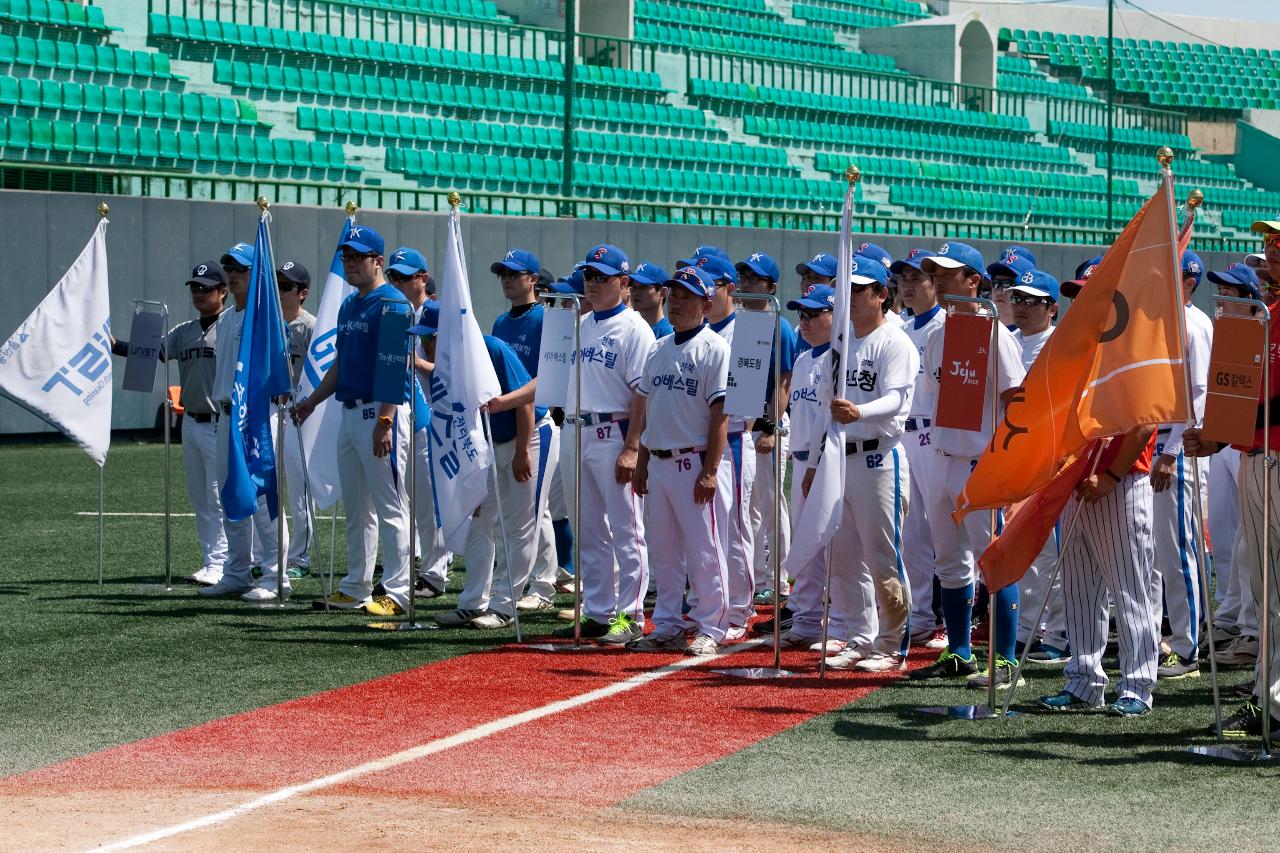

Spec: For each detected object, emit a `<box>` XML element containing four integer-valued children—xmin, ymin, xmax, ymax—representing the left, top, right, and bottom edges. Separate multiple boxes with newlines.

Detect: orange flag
<box><xmin>957</xmin><ymin>172</ymin><xmax>1188</xmax><ymax>520</ymax></box>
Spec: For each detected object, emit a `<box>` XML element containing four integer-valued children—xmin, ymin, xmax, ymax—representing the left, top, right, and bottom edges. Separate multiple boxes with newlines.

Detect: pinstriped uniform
<box><xmin>1234</xmin><ymin>453</ymin><xmax>1280</xmax><ymax>711</ymax></box>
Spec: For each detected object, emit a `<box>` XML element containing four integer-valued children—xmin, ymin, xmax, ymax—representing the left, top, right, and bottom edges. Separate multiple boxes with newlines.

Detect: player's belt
<box><xmin>844</xmin><ymin>438</ymin><xmax>881</xmax><ymax>456</ymax></box>
<box><xmin>650</xmin><ymin>447</ymin><xmax>703</xmax><ymax>459</ymax></box>
<box><xmin>220</xmin><ymin>401</ymin><xmax>231</xmax><ymax>415</ymax></box>
<box><xmin>566</xmin><ymin>411</ymin><xmax>626</xmax><ymax>426</ymax></box>
<box><xmin>792</xmin><ymin>450</ymin><xmax>809</xmax><ymax>462</ymax></box>
<box><xmin>188</xmin><ymin>412</ymin><xmax>218</xmax><ymax>423</ymax></box>
<box><xmin>1156</xmin><ymin>426</ymin><xmax>1173</xmax><ymax>435</ymax></box>
<box><xmin>341</xmin><ymin>398</ymin><xmax>373</xmax><ymax>409</ymax></box>
<box><xmin>905</xmin><ymin>417</ymin><xmax>931</xmax><ymax>432</ymax></box>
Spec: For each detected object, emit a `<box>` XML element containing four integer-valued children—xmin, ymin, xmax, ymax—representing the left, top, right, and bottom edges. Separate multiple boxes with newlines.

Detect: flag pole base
<box><xmin>912</xmin><ymin>705</ymin><xmax>1019</xmax><ymax>720</ymax></box>
<box><xmin>367</xmin><ymin>620</ymin><xmax>437</xmax><ymax>632</ymax></box>
<box><xmin>712</xmin><ymin>667</ymin><xmax>799</xmax><ymax>680</ymax></box>
<box><xmin>1187</xmin><ymin>745</ymin><xmax>1274</xmax><ymax>762</ymax></box>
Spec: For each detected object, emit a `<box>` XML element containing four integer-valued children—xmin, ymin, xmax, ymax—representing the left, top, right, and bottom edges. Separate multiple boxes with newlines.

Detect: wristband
<box><xmin>752</xmin><ymin>417</ymin><xmax>776</xmax><ymax>436</ymax></box>
<box><xmin>1103</xmin><ymin>469</ymin><xmax>1122</xmax><ymax>483</ymax></box>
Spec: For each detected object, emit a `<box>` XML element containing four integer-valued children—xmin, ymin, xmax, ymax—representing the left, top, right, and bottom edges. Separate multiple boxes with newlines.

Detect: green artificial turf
<box><xmin>626</xmin><ymin>657</ymin><xmax>1280</xmax><ymax>850</ymax></box>
<box><xmin>0</xmin><ymin>440</ymin><xmax>561</xmax><ymax>776</ymax></box>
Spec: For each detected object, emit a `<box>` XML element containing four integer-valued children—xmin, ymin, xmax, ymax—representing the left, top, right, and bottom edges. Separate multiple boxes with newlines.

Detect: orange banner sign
<box><xmin>935</xmin><ymin>312</ymin><xmax>992</xmax><ymax>432</ymax></box>
<box><xmin>1202</xmin><ymin>313</ymin><xmax>1267</xmax><ymax>447</ymax></box>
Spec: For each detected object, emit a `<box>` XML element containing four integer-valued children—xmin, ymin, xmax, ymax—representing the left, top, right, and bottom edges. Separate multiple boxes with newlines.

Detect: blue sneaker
<box><xmin>1036</xmin><ymin>690</ymin><xmax>1102</xmax><ymax>712</ymax></box>
<box><xmin>1107</xmin><ymin>697</ymin><xmax>1151</xmax><ymax>717</ymax></box>
<box><xmin>1027</xmin><ymin>642</ymin><xmax>1069</xmax><ymax>665</ymax></box>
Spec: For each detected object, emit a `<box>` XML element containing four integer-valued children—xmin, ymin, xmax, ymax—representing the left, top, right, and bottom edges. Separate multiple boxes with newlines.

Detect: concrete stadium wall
<box><xmin>0</xmin><ymin>190</ymin><xmax>1250</xmax><ymax>436</ymax></box>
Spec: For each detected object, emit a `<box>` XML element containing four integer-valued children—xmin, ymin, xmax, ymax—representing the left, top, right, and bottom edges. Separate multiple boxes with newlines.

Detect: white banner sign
<box><xmin>724</xmin><ymin>308</ymin><xmax>775</xmax><ymax>419</ymax></box>
<box><xmin>534</xmin><ymin>301</ymin><xmax>577</xmax><ymax>408</ymax></box>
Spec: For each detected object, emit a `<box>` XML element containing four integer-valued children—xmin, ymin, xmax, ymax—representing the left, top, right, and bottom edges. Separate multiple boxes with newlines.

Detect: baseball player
<box><xmin>109</xmin><ymin>261</ymin><xmax>229</xmax><ymax>585</ymax></box>
<box><xmin>985</xmin><ymin>246</ymin><xmax>1038</xmax><ymax>328</ymax></box>
<box><xmin>549</xmin><ymin>245</ymin><xmax>653</xmax><ymax>644</ymax></box>
<box><xmin>815</xmin><ymin>257</ymin><xmax>917</xmax><ymax>672</ymax></box>
<box><xmin>1007</xmin><ymin>269</ymin><xmax>1070</xmax><ymax>663</ymax></box>
<box><xmin>1149</xmin><ymin>251</ymin><xmax>1213</xmax><ymax>680</ymax></box>
<box><xmin>488</xmin><ymin>248</ymin><xmax>561</xmax><ymax>612</ymax></box>
<box><xmin>854</xmin><ymin>243</ymin><xmax>902</xmax><ymax>330</ymax></box>
<box><xmin>293</xmin><ymin>224</ymin><xmax>412</xmax><ymax>617</ymax></box>
<box><xmin>277</xmin><ymin>260</ymin><xmax>315</xmax><ymax>579</ymax></box>
<box><xmin>628</xmin><ymin>265</ymin><xmax>731</xmax><ymax>655</ymax></box>
<box><xmin>735</xmin><ymin>251</ymin><xmax>798</xmax><ymax>601</ymax></box>
<box><xmin>909</xmin><ymin>242</ymin><xmax>1026</xmax><ymax>688</ymax></box>
<box><xmin>891</xmin><ymin>248</ymin><xmax>946</xmax><ymax>649</ymax></box>
<box><xmin>201</xmin><ymin>241</ymin><xmax>290</xmax><ymax>602</ymax></box>
<box><xmin>384</xmin><ymin>246</ymin><xmax>452</xmax><ymax>599</ymax></box>
<box><xmin>629</xmin><ymin>262</ymin><xmax>674</xmax><ymax>338</ymax></box>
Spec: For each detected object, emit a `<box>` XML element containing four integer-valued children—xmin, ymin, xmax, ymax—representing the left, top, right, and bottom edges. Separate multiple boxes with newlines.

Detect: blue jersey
<box><xmin>335</xmin><ymin>283</ymin><xmax>409</xmax><ymax>403</ymax></box>
<box><xmin>491</xmin><ymin>302</ymin><xmax>543</xmax><ymax>378</ymax></box>
<box><xmin>485</xmin><ymin>335</ymin><xmax>548</xmax><ymax>444</ymax></box>
<box><xmin>764</xmin><ymin>317</ymin><xmax>800</xmax><ymax>405</ymax></box>
<box><xmin>651</xmin><ymin>315</ymin><xmax>675</xmax><ymax>339</ymax></box>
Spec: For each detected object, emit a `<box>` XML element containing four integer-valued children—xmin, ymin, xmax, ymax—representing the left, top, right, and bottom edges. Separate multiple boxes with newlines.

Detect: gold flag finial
<box><xmin>1156</xmin><ymin>146</ymin><xmax>1174</xmax><ymax>168</ymax></box>
<box><xmin>1186</xmin><ymin>189</ymin><xmax>1204</xmax><ymax>209</ymax></box>
<box><xmin>344</xmin><ymin>200</ymin><xmax>357</xmax><ymax>216</ymax></box>
<box><xmin>447</xmin><ymin>191</ymin><xmax>462</xmax><ymax>209</ymax></box>
<box><xmin>844</xmin><ymin>165</ymin><xmax>861</xmax><ymax>186</ymax></box>
<box><xmin>97</xmin><ymin>201</ymin><xmax>109</xmax><ymax>218</ymax></box>
<box><xmin>257</xmin><ymin>196</ymin><xmax>270</xmax><ymax>212</ymax></box>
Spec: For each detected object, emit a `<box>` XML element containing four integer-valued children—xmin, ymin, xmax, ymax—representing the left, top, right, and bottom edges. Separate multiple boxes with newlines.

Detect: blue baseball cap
<box><xmin>491</xmin><ymin>248</ymin><xmax>540</xmax><ymax>276</ymax></box>
<box><xmin>787</xmin><ymin>284</ymin><xmax>837</xmax><ymax>311</ymax></box>
<box><xmin>736</xmin><ymin>252</ymin><xmax>781</xmax><ymax>282</ymax></box>
<box><xmin>630</xmin><ymin>262</ymin><xmax>671</xmax><ymax>287</ymax></box>
<box><xmin>407</xmin><ymin>300</ymin><xmax>441</xmax><ymax>337</ymax></box>
<box><xmin>850</xmin><ymin>254</ymin><xmax>890</xmax><ymax>287</ymax></box>
<box><xmin>923</xmin><ymin>242</ymin><xmax>988</xmax><ymax>280</ymax></box>
<box><xmin>339</xmin><ymin>224</ymin><xmax>385</xmax><ymax>257</ymax></box>
<box><xmin>687</xmin><ymin>254</ymin><xmax>738</xmax><ymax>285</ymax></box>
<box><xmin>855</xmin><ymin>242</ymin><xmax>893</xmax><ymax>271</ymax></box>
<box><xmin>387</xmin><ymin>247</ymin><xmax>428</xmax><ymax>277</ymax></box>
<box><xmin>581</xmin><ymin>244</ymin><xmax>630</xmax><ymax>276</ymax></box>
<box><xmin>987</xmin><ymin>246</ymin><xmax>1038</xmax><ymax>281</ymax></box>
<box><xmin>549</xmin><ymin>266</ymin><xmax>586</xmax><ymax>295</ymax></box>
<box><xmin>1061</xmin><ymin>255</ymin><xmax>1104</xmax><ymax>298</ymax></box>
<box><xmin>220</xmin><ymin>242</ymin><xmax>255</xmax><ymax>268</ymax></box>
<box><xmin>889</xmin><ymin>248</ymin><xmax>936</xmax><ymax>275</ymax></box>
<box><xmin>667</xmin><ymin>265</ymin><xmax>716</xmax><ymax>299</ymax></box>
<box><xmin>1181</xmin><ymin>250</ymin><xmax>1204</xmax><ymax>286</ymax></box>
<box><xmin>692</xmin><ymin>245</ymin><xmax>729</xmax><ymax>262</ymax></box>
<box><xmin>1009</xmin><ymin>269</ymin><xmax>1061</xmax><ymax>303</ymax></box>
<box><xmin>1209</xmin><ymin>262</ymin><xmax>1263</xmax><ymax>301</ymax></box>
<box><xmin>796</xmin><ymin>252</ymin><xmax>838</xmax><ymax>278</ymax></box>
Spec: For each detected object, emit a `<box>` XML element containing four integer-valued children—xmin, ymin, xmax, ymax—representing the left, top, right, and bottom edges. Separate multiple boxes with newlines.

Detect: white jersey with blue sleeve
<box><xmin>787</xmin><ymin>343</ymin><xmax>830</xmax><ymax>458</ymax></box>
<box><xmin>639</xmin><ymin>326</ymin><xmax>730</xmax><ymax>451</ymax></box>
<box><xmin>565</xmin><ymin>304</ymin><xmax>655</xmax><ymax>415</ymax></box>
<box><xmin>904</xmin><ymin>305</ymin><xmax>945</xmax><ymax>418</ymax></box>
<box><xmin>840</xmin><ymin>323</ymin><xmax>918</xmax><ymax>443</ymax></box>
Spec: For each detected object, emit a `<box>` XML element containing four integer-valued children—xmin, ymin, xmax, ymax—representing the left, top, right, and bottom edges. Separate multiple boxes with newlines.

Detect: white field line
<box><xmin>88</xmin><ymin>639</ymin><xmax>764</xmax><ymax>851</ymax></box>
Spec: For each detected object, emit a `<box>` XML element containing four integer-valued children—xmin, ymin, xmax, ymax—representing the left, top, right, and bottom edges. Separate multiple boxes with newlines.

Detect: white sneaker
<box><xmin>687</xmin><ymin>634</ymin><xmax>719</xmax><ymax>656</ymax></box>
<box><xmin>854</xmin><ymin>653</ymin><xmax>903</xmax><ymax>673</ymax></box>
<box><xmin>809</xmin><ymin>638</ymin><xmax>847</xmax><ymax>653</ymax></box>
<box><xmin>187</xmin><ymin>568</ymin><xmax>222</xmax><ymax>586</ymax></box>
<box><xmin>241</xmin><ymin>586</ymin><xmax>288</xmax><ymax>602</ymax></box>
<box><xmin>925</xmin><ymin>632</ymin><xmax>949</xmax><ymax>650</ymax></box>
<box><xmin>724</xmin><ymin>626</ymin><xmax>747</xmax><ymax>642</ymax></box>
<box><xmin>1215</xmin><ymin>635</ymin><xmax>1260</xmax><ymax>666</ymax></box>
<box><xmin>824</xmin><ymin>646</ymin><xmax>866</xmax><ymax>670</ymax></box>
<box><xmin>556</xmin><ymin>608</ymin><xmax>578</xmax><ymax>622</ymax></box>
<box><xmin>198</xmin><ymin>578</ymin><xmax>253</xmax><ymax>597</ymax></box>
<box><xmin>516</xmin><ymin>594</ymin><xmax>554</xmax><ymax>612</ymax></box>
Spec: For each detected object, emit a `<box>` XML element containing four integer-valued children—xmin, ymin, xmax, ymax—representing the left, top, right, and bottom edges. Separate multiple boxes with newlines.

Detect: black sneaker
<box><xmin>751</xmin><ymin>606</ymin><xmax>794</xmax><ymax>635</ymax></box>
<box><xmin>1217</xmin><ymin>702</ymin><xmax>1265</xmax><ymax>738</ymax></box>
<box><xmin>414</xmin><ymin>575</ymin><xmax>445</xmax><ymax>598</ymax></box>
<box><xmin>1232</xmin><ymin>681</ymin><xmax>1256</xmax><ymax>699</ymax></box>
<box><xmin>1157</xmin><ymin>652</ymin><xmax>1200</xmax><ymax>680</ymax></box>
<box><xmin>552</xmin><ymin>618</ymin><xmax>611</xmax><ymax>639</ymax></box>
<box><xmin>909</xmin><ymin>649</ymin><xmax>979</xmax><ymax>680</ymax></box>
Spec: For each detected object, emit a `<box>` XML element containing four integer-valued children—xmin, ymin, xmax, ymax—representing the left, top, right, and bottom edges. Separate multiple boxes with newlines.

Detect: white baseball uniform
<box><xmin>1235</xmin><ymin>450</ymin><xmax>1280</xmax><ymax>711</ymax></box>
<box><xmin>902</xmin><ymin>304</ymin><xmax>944</xmax><ymax>638</ymax></box>
<box><xmin>561</xmin><ymin>303</ymin><xmax>653</xmax><ymax>623</ymax></box>
<box><xmin>829</xmin><ymin>321</ymin><xmax>917</xmax><ymax>657</ymax></box>
<box><xmin>1209</xmin><ymin>447</ymin><xmax>1253</xmax><ymax>637</ymax></box>
<box><xmin>282</xmin><ymin>308</ymin><xmax>316</xmax><ymax>570</ymax></box>
<box><xmin>639</xmin><ymin>325</ymin><xmax>732</xmax><ymax>642</ymax></box>
<box><xmin>1151</xmin><ymin>302</ymin><xmax>1212</xmax><ymax>659</ymax></box>
<box><xmin>710</xmin><ymin>313</ymin><xmax>757</xmax><ymax>627</ymax></box>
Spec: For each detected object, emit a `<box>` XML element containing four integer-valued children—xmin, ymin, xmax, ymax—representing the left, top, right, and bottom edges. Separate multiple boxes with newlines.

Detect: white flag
<box><xmin>783</xmin><ymin>185</ymin><xmax>856</xmax><ymax>574</ymax></box>
<box><xmin>0</xmin><ymin>218</ymin><xmax>112</xmax><ymax>466</ymax></box>
<box><xmin>296</xmin><ymin>217</ymin><xmax>356</xmax><ymax>509</ymax></box>
<box><xmin>427</xmin><ymin>207</ymin><xmax>502</xmax><ymax>552</ymax></box>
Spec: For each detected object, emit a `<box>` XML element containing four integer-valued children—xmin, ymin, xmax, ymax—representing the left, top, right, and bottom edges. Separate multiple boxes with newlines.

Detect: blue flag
<box><xmin>222</xmin><ymin>214</ymin><xmax>292</xmax><ymax>522</ymax></box>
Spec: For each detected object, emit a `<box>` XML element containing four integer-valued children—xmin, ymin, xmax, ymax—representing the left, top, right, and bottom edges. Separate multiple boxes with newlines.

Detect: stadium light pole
<box><xmin>560</xmin><ymin>0</ymin><xmax>577</xmax><ymax>217</ymax></box>
<box><xmin>1106</xmin><ymin>0</ymin><xmax>1115</xmax><ymax>231</ymax></box>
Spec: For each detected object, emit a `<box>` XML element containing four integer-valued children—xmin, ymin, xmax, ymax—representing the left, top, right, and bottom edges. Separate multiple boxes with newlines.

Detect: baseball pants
<box><xmin>282</xmin><ymin>417</ymin><xmax>312</xmax><ymax>570</ymax></box>
<box><xmin>1210</xmin><ymin>449</ymin><xmax>1253</xmax><ymax>636</ymax></box>
<box><xmin>750</xmin><ymin>425</ymin><xmax>791</xmax><ymax>593</ymax></box>
<box><xmin>182</xmin><ymin>417</ymin><xmax>227</xmax><ymax>574</ymax></box>
<box><xmin>412</xmin><ymin>427</ymin><xmax>452</xmax><ymax>588</ymax></box>
<box><xmin>335</xmin><ymin>403</ymin><xmax>411</xmax><ymax>608</ymax></box>
<box><xmin>460</xmin><ymin>419</ymin><xmax>558</xmax><ymax>617</ymax></box>
<box><xmin>1236</xmin><ymin>452</ymin><xmax>1280</xmax><ymax>713</ymax></box>
<box><xmin>928</xmin><ymin>452</ymin><xmax>992</xmax><ymax>590</ymax></box>
<box><xmin>786</xmin><ymin>457</ymin><xmax>853</xmax><ymax>642</ymax></box>
<box><xmin>524</xmin><ymin>422</ymin><xmax>562</xmax><ymax>602</ymax></box>
<box><xmin>1152</xmin><ymin>448</ymin><xmax>1202</xmax><ymax>659</ymax></box>
<box><xmin>717</xmin><ymin>430</ymin><xmax>757</xmax><ymax>627</ymax></box>
<box><xmin>559</xmin><ymin>419</ymin><xmax>648</xmax><ymax>623</ymax></box>
<box><xmin>830</xmin><ymin>444</ymin><xmax>911</xmax><ymax>657</ymax></box>
<box><xmin>1060</xmin><ymin>473</ymin><xmax>1159</xmax><ymax>708</ymax></box>
<box><xmin>902</xmin><ymin>423</ymin><xmax>937</xmax><ymax>636</ymax></box>
<box><xmin>647</xmin><ymin>449</ymin><xmax>730</xmax><ymax>644</ymax></box>
<box><xmin>215</xmin><ymin>414</ymin><xmax>288</xmax><ymax>591</ymax></box>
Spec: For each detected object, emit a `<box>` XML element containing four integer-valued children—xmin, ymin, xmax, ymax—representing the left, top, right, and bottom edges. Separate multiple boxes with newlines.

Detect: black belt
<box><xmin>845</xmin><ymin>438</ymin><xmax>880</xmax><ymax>456</ymax></box>
<box><xmin>189</xmin><ymin>412</ymin><xmax>218</xmax><ymax>423</ymax></box>
<box><xmin>1157</xmin><ymin>426</ymin><xmax>1173</xmax><ymax>435</ymax></box>
<box><xmin>342</xmin><ymin>398</ymin><xmax>373</xmax><ymax>409</ymax></box>
<box><xmin>651</xmin><ymin>447</ymin><xmax>702</xmax><ymax>459</ymax></box>
<box><xmin>905</xmin><ymin>417</ymin><xmax>931</xmax><ymax>432</ymax></box>
<box><xmin>220</xmin><ymin>401</ymin><xmax>231</xmax><ymax>415</ymax></box>
<box><xmin>792</xmin><ymin>450</ymin><xmax>809</xmax><ymax>462</ymax></box>
<box><xmin>567</xmin><ymin>412</ymin><xmax>625</xmax><ymax>426</ymax></box>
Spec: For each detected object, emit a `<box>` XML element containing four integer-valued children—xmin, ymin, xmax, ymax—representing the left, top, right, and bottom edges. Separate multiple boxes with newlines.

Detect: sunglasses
<box><xmin>188</xmin><ymin>283</ymin><xmax>222</xmax><ymax>294</ymax></box>
<box><xmin>1009</xmin><ymin>293</ymin><xmax>1053</xmax><ymax>306</ymax></box>
<box><xmin>385</xmin><ymin>270</ymin><xmax>418</xmax><ymax>283</ymax></box>
<box><xmin>797</xmin><ymin>308</ymin><xmax>832</xmax><ymax>320</ymax></box>
<box><xmin>582</xmin><ymin>269</ymin><xmax>613</xmax><ymax>283</ymax></box>
<box><xmin>277</xmin><ymin>281</ymin><xmax>305</xmax><ymax>292</ymax></box>
<box><xmin>340</xmin><ymin>250</ymin><xmax>376</xmax><ymax>262</ymax></box>
<box><xmin>222</xmin><ymin>264</ymin><xmax>249</xmax><ymax>274</ymax></box>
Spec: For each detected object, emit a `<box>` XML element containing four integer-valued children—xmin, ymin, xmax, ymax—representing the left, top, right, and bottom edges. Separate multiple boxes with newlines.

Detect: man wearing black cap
<box><xmin>111</xmin><ymin>261</ymin><xmax>230</xmax><ymax>586</ymax></box>
<box><xmin>277</xmin><ymin>259</ymin><xmax>315</xmax><ymax>579</ymax></box>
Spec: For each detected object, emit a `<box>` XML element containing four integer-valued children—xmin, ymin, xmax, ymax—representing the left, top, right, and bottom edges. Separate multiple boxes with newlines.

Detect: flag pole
<box><xmin>256</xmin><ymin>196</ymin><xmax>289</xmax><ymax>609</ymax></box>
<box><xmin>97</xmin><ymin>201</ymin><xmax>109</xmax><ymax>586</ymax></box>
<box><xmin>481</xmin><ymin>409</ymin><xmax>522</xmax><ymax>643</ymax></box>
<box><xmin>161</xmin><ymin>301</ymin><xmax>172</xmax><ymax>591</ymax></box>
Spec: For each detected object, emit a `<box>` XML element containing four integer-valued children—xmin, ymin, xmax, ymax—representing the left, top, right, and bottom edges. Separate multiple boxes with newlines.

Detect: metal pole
<box><xmin>1190</xmin><ymin>455</ymin><xmax>1226</xmax><ymax>740</ymax></box>
<box><xmin>770</xmin><ymin>296</ymin><xmax>784</xmax><ymax>671</ymax></box>
<box><xmin>818</xmin><ymin>546</ymin><xmax>834</xmax><ymax>679</ymax></box>
<box><xmin>559</xmin><ymin>0</ymin><xmax>577</xmax><ymax>213</ymax></box>
<box><xmin>1105</xmin><ymin>0</ymin><xmax>1115</xmax><ymax>232</ymax></box>
<box><xmin>1262</xmin><ymin>307</ymin><xmax>1273</xmax><ymax>758</ymax></box>
<box><xmin>97</xmin><ymin>462</ymin><xmax>105</xmax><ymax>584</ymax></box>
<box><xmin>481</xmin><ymin>408</ymin><xmax>523</xmax><ymax>643</ymax></box>
<box><xmin>572</xmin><ymin>294</ymin><xmax>584</xmax><ymax>648</ymax></box>
<box><xmin>161</xmin><ymin>303</ymin><xmax>172</xmax><ymax>590</ymax></box>
<box><xmin>326</xmin><ymin>504</ymin><xmax>337</xmax><ymax>611</ymax></box>
<box><xmin>275</xmin><ymin>404</ymin><xmax>287</xmax><ymax>606</ymax></box>
<box><xmin>406</xmin><ymin>336</ymin><xmax>419</xmax><ymax>630</ymax></box>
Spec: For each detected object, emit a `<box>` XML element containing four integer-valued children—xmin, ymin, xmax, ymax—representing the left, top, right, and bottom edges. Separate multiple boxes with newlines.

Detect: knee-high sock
<box><xmin>553</xmin><ymin>518</ymin><xmax>574</xmax><ymax>574</ymax></box>
<box><xmin>994</xmin><ymin>584</ymin><xmax>1019</xmax><ymax>662</ymax></box>
<box><xmin>940</xmin><ymin>584</ymin><xmax>975</xmax><ymax>659</ymax></box>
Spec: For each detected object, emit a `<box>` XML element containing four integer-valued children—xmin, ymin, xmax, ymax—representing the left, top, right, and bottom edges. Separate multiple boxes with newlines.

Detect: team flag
<box><xmin>962</xmin><ymin>171</ymin><xmax>1189</xmax><ymax>590</ymax></box>
<box><xmin>426</xmin><ymin>206</ymin><xmax>502</xmax><ymax>552</ymax></box>
<box><xmin>296</xmin><ymin>216</ymin><xmax>357</xmax><ymax>509</ymax></box>
<box><xmin>783</xmin><ymin>181</ymin><xmax>856</xmax><ymax>574</ymax></box>
<box><xmin>0</xmin><ymin>217</ymin><xmax>112</xmax><ymax>466</ymax></box>
<box><xmin>222</xmin><ymin>212</ymin><xmax>292</xmax><ymax>522</ymax></box>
